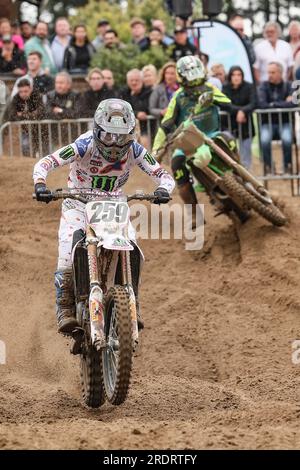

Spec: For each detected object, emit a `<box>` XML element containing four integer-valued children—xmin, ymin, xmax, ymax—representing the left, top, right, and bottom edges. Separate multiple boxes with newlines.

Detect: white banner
<box><xmin>192</xmin><ymin>20</ymin><xmax>254</xmax><ymax>83</ymax></box>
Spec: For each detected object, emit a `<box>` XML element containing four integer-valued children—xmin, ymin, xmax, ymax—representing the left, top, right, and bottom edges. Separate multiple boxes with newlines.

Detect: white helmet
<box><xmin>93</xmin><ymin>99</ymin><xmax>136</xmax><ymax>162</ymax></box>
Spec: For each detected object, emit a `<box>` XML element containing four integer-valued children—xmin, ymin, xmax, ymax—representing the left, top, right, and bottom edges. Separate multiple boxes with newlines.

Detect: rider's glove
<box><xmin>35</xmin><ymin>183</ymin><xmax>52</xmax><ymax>203</ymax></box>
<box><xmin>153</xmin><ymin>187</ymin><xmax>170</xmax><ymax>205</ymax></box>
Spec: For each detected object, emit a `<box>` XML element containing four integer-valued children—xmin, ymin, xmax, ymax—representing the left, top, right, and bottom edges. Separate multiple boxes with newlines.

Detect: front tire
<box><xmin>222</xmin><ymin>173</ymin><xmax>287</xmax><ymax>227</ymax></box>
<box><xmin>78</xmin><ymin>303</ymin><xmax>106</xmax><ymax>408</ymax></box>
<box><xmin>102</xmin><ymin>286</ymin><xmax>133</xmax><ymax>405</ymax></box>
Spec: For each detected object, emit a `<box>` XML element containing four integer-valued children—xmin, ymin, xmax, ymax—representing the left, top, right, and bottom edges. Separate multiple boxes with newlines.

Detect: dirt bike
<box><xmin>34</xmin><ymin>188</ymin><xmax>158</xmax><ymax>409</ymax></box>
<box><xmin>156</xmin><ymin>120</ymin><xmax>287</xmax><ymax>227</ymax></box>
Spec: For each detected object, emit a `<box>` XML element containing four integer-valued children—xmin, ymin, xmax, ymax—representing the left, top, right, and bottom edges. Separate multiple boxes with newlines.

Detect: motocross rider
<box><xmin>33</xmin><ymin>98</ymin><xmax>175</xmax><ymax>335</ymax></box>
<box><xmin>152</xmin><ymin>55</ymin><xmax>234</xmax><ymax>226</ymax></box>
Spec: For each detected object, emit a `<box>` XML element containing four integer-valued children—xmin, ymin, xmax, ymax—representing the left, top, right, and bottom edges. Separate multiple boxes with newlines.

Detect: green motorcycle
<box><xmin>157</xmin><ymin>119</ymin><xmax>287</xmax><ymax>227</ymax></box>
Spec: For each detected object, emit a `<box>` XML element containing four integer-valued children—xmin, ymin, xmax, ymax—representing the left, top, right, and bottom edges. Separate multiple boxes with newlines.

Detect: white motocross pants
<box><xmin>57</xmin><ymin>200</ymin><xmax>86</xmax><ymax>270</ymax></box>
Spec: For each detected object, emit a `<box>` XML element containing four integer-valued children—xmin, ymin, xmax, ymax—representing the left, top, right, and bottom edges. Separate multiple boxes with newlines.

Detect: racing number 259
<box><xmin>90</xmin><ymin>201</ymin><xmax>128</xmax><ymax>224</ymax></box>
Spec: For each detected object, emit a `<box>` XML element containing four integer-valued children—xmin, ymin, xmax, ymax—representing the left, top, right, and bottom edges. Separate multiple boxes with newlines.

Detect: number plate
<box><xmin>86</xmin><ymin>199</ymin><xmax>129</xmax><ymax>228</ymax></box>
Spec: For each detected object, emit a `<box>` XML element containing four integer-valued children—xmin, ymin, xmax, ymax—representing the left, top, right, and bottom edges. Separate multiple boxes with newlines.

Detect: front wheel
<box><xmin>78</xmin><ymin>303</ymin><xmax>106</xmax><ymax>408</ymax></box>
<box><xmin>102</xmin><ymin>286</ymin><xmax>133</xmax><ymax>405</ymax></box>
<box><xmin>221</xmin><ymin>173</ymin><xmax>287</xmax><ymax>227</ymax></box>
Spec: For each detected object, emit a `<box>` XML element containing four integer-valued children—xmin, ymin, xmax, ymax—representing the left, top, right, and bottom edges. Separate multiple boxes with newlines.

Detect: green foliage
<box><xmin>90</xmin><ymin>44</ymin><xmax>140</xmax><ymax>87</ymax></box>
<box><xmin>137</xmin><ymin>0</ymin><xmax>173</xmax><ymax>30</ymax></box>
<box><xmin>71</xmin><ymin>0</ymin><xmax>173</xmax><ymax>43</ymax></box>
<box><xmin>135</xmin><ymin>46</ymin><xmax>170</xmax><ymax>71</ymax></box>
<box><xmin>70</xmin><ymin>0</ymin><xmax>132</xmax><ymax>43</ymax></box>
<box><xmin>90</xmin><ymin>43</ymin><xmax>171</xmax><ymax>87</ymax></box>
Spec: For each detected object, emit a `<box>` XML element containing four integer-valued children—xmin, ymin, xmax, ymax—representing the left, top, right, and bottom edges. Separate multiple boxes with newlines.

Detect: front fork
<box><xmin>120</xmin><ymin>250</ymin><xmax>139</xmax><ymax>347</ymax></box>
<box><xmin>86</xmin><ymin>225</ymin><xmax>105</xmax><ymax>350</ymax></box>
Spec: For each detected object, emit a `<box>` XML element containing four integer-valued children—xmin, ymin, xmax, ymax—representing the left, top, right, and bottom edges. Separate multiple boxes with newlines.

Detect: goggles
<box><xmin>95</xmin><ymin>130</ymin><xmax>134</xmax><ymax>147</ymax></box>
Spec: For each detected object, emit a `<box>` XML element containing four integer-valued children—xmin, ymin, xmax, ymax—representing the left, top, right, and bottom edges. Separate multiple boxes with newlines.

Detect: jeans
<box><xmin>260</xmin><ymin>123</ymin><xmax>292</xmax><ymax>173</ymax></box>
<box><xmin>239</xmin><ymin>138</ymin><xmax>252</xmax><ymax>169</ymax></box>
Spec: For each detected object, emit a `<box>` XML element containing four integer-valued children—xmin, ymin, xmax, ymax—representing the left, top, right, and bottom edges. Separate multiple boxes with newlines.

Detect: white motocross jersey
<box><xmin>33</xmin><ymin>130</ymin><xmax>175</xmax><ymax>194</ymax></box>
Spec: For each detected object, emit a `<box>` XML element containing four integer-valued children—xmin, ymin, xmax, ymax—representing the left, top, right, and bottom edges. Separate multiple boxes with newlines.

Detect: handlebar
<box><xmin>32</xmin><ymin>188</ymin><xmax>170</xmax><ymax>204</ymax></box>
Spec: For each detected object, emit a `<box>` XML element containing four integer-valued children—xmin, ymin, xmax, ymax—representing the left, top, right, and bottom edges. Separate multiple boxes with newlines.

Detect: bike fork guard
<box><xmin>89</xmin><ymin>285</ymin><xmax>105</xmax><ymax>349</ymax></box>
<box><xmin>127</xmin><ymin>284</ymin><xmax>139</xmax><ymax>347</ymax></box>
<box><xmin>121</xmin><ymin>251</ymin><xmax>138</xmax><ymax>346</ymax></box>
<box><xmin>86</xmin><ymin>226</ymin><xmax>105</xmax><ymax>349</ymax></box>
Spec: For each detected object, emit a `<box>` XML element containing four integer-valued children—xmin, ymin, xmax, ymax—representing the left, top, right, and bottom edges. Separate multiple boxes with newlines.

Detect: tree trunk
<box><xmin>0</xmin><ymin>0</ymin><xmax>19</xmax><ymax>20</ymax></box>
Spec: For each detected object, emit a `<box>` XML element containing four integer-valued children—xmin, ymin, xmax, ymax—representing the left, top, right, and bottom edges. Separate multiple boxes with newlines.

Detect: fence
<box><xmin>1</xmin><ymin>108</ymin><xmax>300</xmax><ymax>195</ymax></box>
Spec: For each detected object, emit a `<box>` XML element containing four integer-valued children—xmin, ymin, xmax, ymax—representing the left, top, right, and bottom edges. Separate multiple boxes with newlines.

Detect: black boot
<box><xmin>55</xmin><ymin>269</ymin><xmax>79</xmax><ymax>334</ymax></box>
<box><xmin>179</xmin><ymin>182</ymin><xmax>205</xmax><ymax>229</ymax></box>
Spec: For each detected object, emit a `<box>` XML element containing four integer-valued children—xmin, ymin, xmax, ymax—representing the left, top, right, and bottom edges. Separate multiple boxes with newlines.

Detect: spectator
<box><xmin>120</xmin><ymin>69</ymin><xmax>152</xmax><ymax>147</ymax></box>
<box><xmin>3</xmin><ymin>78</ymin><xmax>44</xmax><ymax>155</ymax></box>
<box><xmin>175</xmin><ymin>16</ymin><xmax>195</xmax><ymax>47</ymax></box>
<box><xmin>148</xmin><ymin>27</ymin><xmax>166</xmax><ymax>50</ymax></box>
<box><xmin>288</xmin><ymin>21</ymin><xmax>300</xmax><ymax>78</ymax></box>
<box><xmin>25</xmin><ymin>21</ymin><xmax>57</xmax><ymax>75</ymax></box>
<box><xmin>151</xmin><ymin>19</ymin><xmax>174</xmax><ymax>47</ymax></box>
<box><xmin>168</xmin><ymin>26</ymin><xmax>197</xmax><ymax>62</ymax></box>
<box><xmin>11</xmin><ymin>21</ymin><xmax>21</xmax><ymax>36</ymax></box>
<box><xmin>149</xmin><ymin>61</ymin><xmax>178</xmax><ymax>119</ymax></box>
<box><xmin>223</xmin><ymin>66</ymin><xmax>256</xmax><ymax>169</ymax></box>
<box><xmin>46</xmin><ymin>71</ymin><xmax>78</xmax><ymax>119</ymax></box>
<box><xmin>103</xmin><ymin>29</ymin><xmax>125</xmax><ymax>50</ymax></box>
<box><xmin>92</xmin><ymin>19</ymin><xmax>110</xmax><ymax>51</ymax></box>
<box><xmin>0</xmin><ymin>18</ymin><xmax>24</xmax><ymax>50</ymax></box>
<box><xmin>51</xmin><ymin>17</ymin><xmax>71</xmax><ymax>71</ymax></box>
<box><xmin>0</xmin><ymin>35</ymin><xmax>26</xmax><ymax>75</ymax></box>
<box><xmin>288</xmin><ymin>20</ymin><xmax>300</xmax><ymax>53</ymax></box>
<box><xmin>12</xmin><ymin>51</ymin><xmax>54</xmax><ymax>97</ymax></box>
<box><xmin>142</xmin><ymin>64</ymin><xmax>158</xmax><ymax>89</ymax></box>
<box><xmin>198</xmin><ymin>52</ymin><xmax>222</xmax><ymax>89</ymax></box>
<box><xmin>101</xmin><ymin>68</ymin><xmax>117</xmax><ymax>92</ymax></box>
<box><xmin>79</xmin><ymin>68</ymin><xmax>116</xmax><ymax>117</ymax></box>
<box><xmin>4</xmin><ymin>78</ymin><xmax>43</xmax><ymax>120</ymax></box>
<box><xmin>254</xmin><ymin>22</ymin><xmax>294</xmax><ymax>83</ymax></box>
<box><xmin>130</xmin><ymin>17</ymin><xmax>150</xmax><ymax>52</ymax></box>
<box><xmin>20</xmin><ymin>21</ymin><xmax>33</xmax><ymax>43</ymax></box>
<box><xmin>63</xmin><ymin>24</ymin><xmax>95</xmax><ymax>74</ymax></box>
<box><xmin>210</xmin><ymin>64</ymin><xmax>227</xmax><ymax>86</ymax></box>
<box><xmin>229</xmin><ymin>14</ymin><xmax>256</xmax><ymax>64</ymax></box>
<box><xmin>258</xmin><ymin>62</ymin><xmax>295</xmax><ymax>174</ymax></box>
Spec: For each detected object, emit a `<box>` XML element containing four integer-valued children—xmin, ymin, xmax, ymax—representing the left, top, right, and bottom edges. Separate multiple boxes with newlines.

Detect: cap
<box><xmin>97</xmin><ymin>19</ymin><xmax>110</xmax><ymax>27</ymax></box>
<box><xmin>130</xmin><ymin>17</ymin><xmax>146</xmax><ymax>27</ymax></box>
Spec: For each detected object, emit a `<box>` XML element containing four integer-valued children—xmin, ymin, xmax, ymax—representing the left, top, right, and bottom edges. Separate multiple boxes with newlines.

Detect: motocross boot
<box><xmin>55</xmin><ymin>269</ymin><xmax>79</xmax><ymax>334</ymax></box>
<box><xmin>179</xmin><ymin>182</ymin><xmax>205</xmax><ymax>229</ymax></box>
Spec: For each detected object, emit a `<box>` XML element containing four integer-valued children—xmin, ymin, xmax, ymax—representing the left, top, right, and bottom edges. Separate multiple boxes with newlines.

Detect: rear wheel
<box><xmin>102</xmin><ymin>286</ymin><xmax>132</xmax><ymax>405</ymax></box>
<box><xmin>221</xmin><ymin>173</ymin><xmax>287</xmax><ymax>227</ymax></box>
<box><xmin>78</xmin><ymin>303</ymin><xmax>105</xmax><ymax>408</ymax></box>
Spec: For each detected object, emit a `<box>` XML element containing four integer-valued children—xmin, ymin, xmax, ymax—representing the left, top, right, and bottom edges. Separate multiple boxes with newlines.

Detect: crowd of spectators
<box><xmin>1</xmin><ymin>13</ymin><xmax>300</xmax><ymax>173</ymax></box>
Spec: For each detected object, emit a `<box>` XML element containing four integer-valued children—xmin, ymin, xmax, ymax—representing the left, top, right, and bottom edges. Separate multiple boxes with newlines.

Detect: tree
<box><xmin>91</xmin><ymin>44</ymin><xmax>170</xmax><ymax>87</ymax></box>
<box><xmin>71</xmin><ymin>0</ymin><xmax>173</xmax><ymax>42</ymax></box>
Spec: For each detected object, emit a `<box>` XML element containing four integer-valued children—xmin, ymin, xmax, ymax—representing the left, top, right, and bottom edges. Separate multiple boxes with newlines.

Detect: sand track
<box><xmin>0</xmin><ymin>156</ymin><xmax>300</xmax><ymax>449</ymax></box>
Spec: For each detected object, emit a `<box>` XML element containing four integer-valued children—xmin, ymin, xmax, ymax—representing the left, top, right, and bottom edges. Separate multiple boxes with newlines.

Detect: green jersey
<box><xmin>152</xmin><ymin>82</ymin><xmax>231</xmax><ymax>152</ymax></box>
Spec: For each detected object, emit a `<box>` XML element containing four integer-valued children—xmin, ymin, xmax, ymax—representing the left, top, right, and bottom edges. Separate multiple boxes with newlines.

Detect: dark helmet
<box><xmin>93</xmin><ymin>98</ymin><xmax>136</xmax><ymax>162</ymax></box>
<box><xmin>177</xmin><ymin>55</ymin><xmax>206</xmax><ymax>88</ymax></box>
